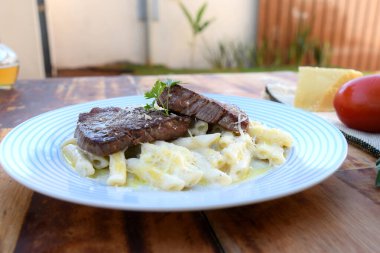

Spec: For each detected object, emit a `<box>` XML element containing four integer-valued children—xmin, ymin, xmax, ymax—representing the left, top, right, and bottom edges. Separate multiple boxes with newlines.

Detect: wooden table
<box><xmin>1</xmin><ymin>72</ymin><xmax>379</xmax><ymax>253</ymax></box>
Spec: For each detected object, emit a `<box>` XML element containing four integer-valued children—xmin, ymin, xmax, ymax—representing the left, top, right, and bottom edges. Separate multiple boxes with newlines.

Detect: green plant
<box><xmin>288</xmin><ymin>27</ymin><xmax>313</xmax><ymax>65</ymax></box>
<box><xmin>144</xmin><ymin>79</ymin><xmax>180</xmax><ymax>116</ymax></box>
<box><xmin>273</xmin><ymin>47</ymin><xmax>284</xmax><ymax>67</ymax></box>
<box><xmin>206</xmin><ymin>40</ymin><xmax>270</xmax><ymax>70</ymax></box>
<box><xmin>206</xmin><ymin>42</ymin><xmax>230</xmax><ymax>69</ymax></box>
<box><xmin>231</xmin><ymin>42</ymin><xmax>255</xmax><ymax>69</ymax></box>
<box><xmin>254</xmin><ymin>39</ymin><xmax>268</xmax><ymax>67</ymax></box>
<box><xmin>179</xmin><ymin>2</ymin><xmax>214</xmax><ymax>67</ymax></box>
<box><xmin>287</xmin><ymin>25</ymin><xmax>332</xmax><ymax>67</ymax></box>
<box><xmin>312</xmin><ymin>42</ymin><xmax>331</xmax><ymax>67</ymax></box>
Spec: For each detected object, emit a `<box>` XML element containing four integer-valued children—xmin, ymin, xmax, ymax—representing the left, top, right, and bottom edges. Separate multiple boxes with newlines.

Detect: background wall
<box><xmin>45</xmin><ymin>0</ymin><xmax>258</xmax><ymax>70</ymax></box>
<box><xmin>46</xmin><ymin>0</ymin><xmax>145</xmax><ymax>70</ymax></box>
<box><xmin>0</xmin><ymin>0</ymin><xmax>45</xmax><ymax>79</ymax></box>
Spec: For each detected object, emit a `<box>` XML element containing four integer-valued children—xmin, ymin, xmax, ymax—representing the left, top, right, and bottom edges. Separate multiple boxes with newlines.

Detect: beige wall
<box><xmin>46</xmin><ymin>0</ymin><xmax>258</xmax><ymax>69</ymax></box>
<box><xmin>0</xmin><ymin>0</ymin><xmax>45</xmax><ymax>79</ymax></box>
<box><xmin>46</xmin><ymin>0</ymin><xmax>145</xmax><ymax>70</ymax></box>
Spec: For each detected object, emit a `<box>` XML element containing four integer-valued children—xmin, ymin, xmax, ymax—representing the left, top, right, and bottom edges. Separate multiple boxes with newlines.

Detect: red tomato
<box><xmin>334</xmin><ymin>74</ymin><xmax>380</xmax><ymax>133</ymax></box>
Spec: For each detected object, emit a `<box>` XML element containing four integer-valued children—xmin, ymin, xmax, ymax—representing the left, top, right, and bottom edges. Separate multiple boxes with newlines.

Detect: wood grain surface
<box><xmin>15</xmin><ymin>194</ymin><xmax>220</xmax><ymax>253</ymax></box>
<box><xmin>0</xmin><ymin>129</ymin><xmax>33</xmax><ymax>253</ymax></box>
<box><xmin>207</xmin><ymin>175</ymin><xmax>380</xmax><ymax>253</ymax></box>
<box><xmin>0</xmin><ymin>72</ymin><xmax>379</xmax><ymax>253</ymax></box>
<box><xmin>0</xmin><ymin>76</ymin><xmax>139</xmax><ymax>128</ymax></box>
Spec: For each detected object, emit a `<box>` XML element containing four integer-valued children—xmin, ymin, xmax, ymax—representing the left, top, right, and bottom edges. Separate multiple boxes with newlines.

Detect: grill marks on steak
<box><xmin>75</xmin><ymin>107</ymin><xmax>191</xmax><ymax>156</ymax></box>
<box><xmin>158</xmin><ymin>85</ymin><xmax>249</xmax><ymax>132</ymax></box>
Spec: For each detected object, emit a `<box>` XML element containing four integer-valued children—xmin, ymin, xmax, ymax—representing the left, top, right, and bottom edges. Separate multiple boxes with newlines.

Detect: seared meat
<box><xmin>74</xmin><ymin>107</ymin><xmax>191</xmax><ymax>156</ymax></box>
<box><xmin>158</xmin><ymin>85</ymin><xmax>249</xmax><ymax>132</ymax></box>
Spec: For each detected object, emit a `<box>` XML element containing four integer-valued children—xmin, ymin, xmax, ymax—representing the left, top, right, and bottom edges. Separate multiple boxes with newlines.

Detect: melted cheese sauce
<box><xmin>63</xmin><ymin>121</ymin><xmax>293</xmax><ymax>191</ymax></box>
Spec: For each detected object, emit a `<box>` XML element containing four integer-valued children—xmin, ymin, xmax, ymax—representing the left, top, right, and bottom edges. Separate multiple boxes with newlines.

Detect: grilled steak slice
<box><xmin>158</xmin><ymin>85</ymin><xmax>249</xmax><ymax>132</ymax></box>
<box><xmin>75</xmin><ymin>107</ymin><xmax>191</xmax><ymax>156</ymax></box>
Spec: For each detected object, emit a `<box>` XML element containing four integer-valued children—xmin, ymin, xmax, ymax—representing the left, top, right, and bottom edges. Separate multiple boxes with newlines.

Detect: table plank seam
<box><xmin>200</xmin><ymin>212</ymin><xmax>226</xmax><ymax>253</ymax></box>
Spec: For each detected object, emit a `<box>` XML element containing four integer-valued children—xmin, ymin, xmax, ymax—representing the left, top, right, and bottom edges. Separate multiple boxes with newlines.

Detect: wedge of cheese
<box><xmin>294</xmin><ymin>66</ymin><xmax>362</xmax><ymax>111</ymax></box>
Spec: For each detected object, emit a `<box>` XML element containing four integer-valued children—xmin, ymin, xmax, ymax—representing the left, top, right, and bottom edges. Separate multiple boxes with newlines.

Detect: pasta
<box><xmin>192</xmin><ymin>152</ymin><xmax>231</xmax><ymax>185</ymax></box>
<box><xmin>84</xmin><ymin>151</ymin><xmax>109</xmax><ymax>169</ymax></box>
<box><xmin>62</xmin><ymin>138</ymin><xmax>108</xmax><ymax>170</ymax></box>
<box><xmin>220</xmin><ymin>133</ymin><xmax>253</xmax><ymax>181</ymax></box>
<box><xmin>189</xmin><ymin>120</ymin><xmax>209</xmax><ymax>136</ymax></box>
<box><xmin>248</xmin><ymin>121</ymin><xmax>293</xmax><ymax>148</ymax></box>
<box><xmin>62</xmin><ymin>120</ymin><xmax>293</xmax><ymax>190</ymax></box>
<box><xmin>62</xmin><ymin>144</ymin><xmax>95</xmax><ymax>177</ymax></box>
<box><xmin>193</xmin><ymin>148</ymin><xmax>225</xmax><ymax>170</ymax></box>
<box><xmin>107</xmin><ymin>151</ymin><xmax>127</xmax><ymax>186</ymax></box>
<box><xmin>126</xmin><ymin>142</ymin><xmax>203</xmax><ymax>190</ymax></box>
<box><xmin>172</xmin><ymin>133</ymin><xmax>220</xmax><ymax>149</ymax></box>
<box><xmin>248</xmin><ymin>121</ymin><xmax>293</xmax><ymax>165</ymax></box>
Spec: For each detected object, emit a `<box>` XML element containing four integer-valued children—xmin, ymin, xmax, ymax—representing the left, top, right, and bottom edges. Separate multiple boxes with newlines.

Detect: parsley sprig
<box><xmin>144</xmin><ymin>79</ymin><xmax>180</xmax><ymax>116</ymax></box>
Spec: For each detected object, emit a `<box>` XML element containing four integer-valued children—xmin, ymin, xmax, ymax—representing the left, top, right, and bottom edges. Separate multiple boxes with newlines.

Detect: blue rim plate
<box><xmin>0</xmin><ymin>95</ymin><xmax>347</xmax><ymax>211</ymax></box>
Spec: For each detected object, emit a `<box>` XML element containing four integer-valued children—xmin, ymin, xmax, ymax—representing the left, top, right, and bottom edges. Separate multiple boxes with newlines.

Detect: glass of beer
<box><xmin>0</xmin><ymin>44</ymin><xmax>19</xmax><ymax>89</ymax></box>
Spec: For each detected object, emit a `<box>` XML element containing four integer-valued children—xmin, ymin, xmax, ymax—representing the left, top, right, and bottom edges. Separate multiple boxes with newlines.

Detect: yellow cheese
<box><xmin>294</xmin><ymin>66</ymin><xmax>362</xmax><ymax>112</ymax></box>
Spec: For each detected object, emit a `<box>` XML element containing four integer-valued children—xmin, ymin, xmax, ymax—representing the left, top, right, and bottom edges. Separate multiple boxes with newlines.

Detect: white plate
<box><xmin>0</xmin><ymin>95</ymin><xmax>347</xmax><ymax>211</ymax></box>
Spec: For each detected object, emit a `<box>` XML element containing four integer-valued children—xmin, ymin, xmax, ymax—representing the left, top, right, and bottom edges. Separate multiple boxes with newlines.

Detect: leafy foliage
<box><xmin>289</xmin><ymin>27</ymin><xmax>312</xmax><ymax>65</ymax></box>
<box><xmin>206</xmin><ymin>41</ymin><xmax>257</xmax><ymax>69</ymax></box>
<box><xmin>206</xmin><ymin>26</ymin><xmax>332</xmax><ymax>70</ymax></box>
<box><xmin>179</xmin><ymin>1</ymin><xmax>214</xmax><ymax>67</ymax></box>
<box><xmin>179</xmin><ymin>2</ymin><xmax>214</xmax><ymax>36</ymax></box>
<box><xmin>312</xmin><ymin>42</ymin><xmax>331</xmax><ymax>67</ymax></box>
<box><xmin>144</xmin><ymin>79</ymin><xmax>180</xmax><ymax>116</ymax></box>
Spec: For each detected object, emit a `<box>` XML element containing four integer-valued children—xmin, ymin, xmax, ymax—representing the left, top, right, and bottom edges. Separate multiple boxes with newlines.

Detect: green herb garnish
<box><xmin>376</xmin><ymin>158</ymin><xmax>380</xmax><ymax>187</ymax></box>
<box><xmin>144</xmin><ymin>79</ymin><xmax>180</xmax><ymax>116</ymax></box>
